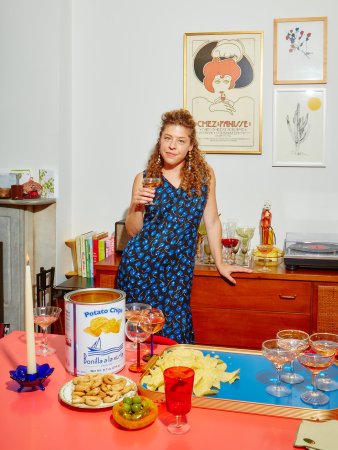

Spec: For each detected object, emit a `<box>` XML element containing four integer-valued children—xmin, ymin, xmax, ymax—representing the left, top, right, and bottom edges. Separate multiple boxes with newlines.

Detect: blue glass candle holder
<box><xmin>9</xmin><ymin>364</ymin><xmax>54</xmax><ymax>392</ymax></box>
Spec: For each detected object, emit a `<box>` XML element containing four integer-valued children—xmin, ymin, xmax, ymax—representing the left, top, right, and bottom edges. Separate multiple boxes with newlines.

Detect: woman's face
<box><xmin>159</xmin><ymin>124</ymin><xmax>193</xmax><ymax>169</ymax></box>
<box><xmin>212</xmin><ymin>74</ymin><xmax>232</xmax><ymax>94</ymax></box>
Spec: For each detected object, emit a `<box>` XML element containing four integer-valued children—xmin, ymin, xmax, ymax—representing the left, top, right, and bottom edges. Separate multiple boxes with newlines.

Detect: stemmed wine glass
<box><xmin>33</xmin><ymin>306</ymin><xmax>62</xmax><ymax>356</ymax></box>
<box><xmin>298</xmin><ymin>350</ymin><xmax>335</xmax><ymax>405</ymax></box>
<box><xmin>277</xmin><ymin>329</ymin><xmax>309</xmax><ymax>384</ymax></box>
<box><xmin>164</xmin><ymin>366</ymin><xmax>195</xmax><ymax>435</ymax></box>
<box><xmin>125</xmin><ymin>317</ymin><xmax>150</xmax><ymax>373</ymax></box>
<box><xmin>143</xmin><ymin>177</ymin><xmax>161</xmax><ymax>205</ymax></box>
<box><xmin>236</xmin><ymin>226</ymin><xmax>255</xmax><ymax>266</ymax></box>
<box><xmin>125</xmin><ymin>303</ymin><xmax>151</xmax><ymax>354</ymax></box>
<box><xmin>256</xmin><ymin>244</ymin><xmax>274</xmax><ymax>272</ymax></box>
<box><xmin>222</xmin><ymin>220</ymin><xmax>238</xmax><ymax>264</ymax></box>
<box><xmin>203</xmin><ymin>236</ymin><xmax>212</xmax><ymax>264</ymax></box>
<box><xmin>196</xmin><ymin>220</ymin><xmax>207</xmax><ymax>263</ymax></box>
<box><xmin>141</xmin><ymin>308</ymin><xmax>165</xmax><ymax>363</ymax></box>
<box><xmin>309</xmin><ymin>332</ymin><xmax>338</xmax><ymax>392</ymax></box>
<box><xmin>262</xmin><ymin>339</ymin><xmax>294</xmax><ymax>397</ymax></box>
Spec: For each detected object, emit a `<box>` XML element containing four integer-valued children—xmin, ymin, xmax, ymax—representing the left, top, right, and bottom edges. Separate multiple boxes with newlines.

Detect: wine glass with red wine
<box><xmin>221</xmin><ymin>220</ymin><xmax>239</xmax><ymax>264</ymax></box>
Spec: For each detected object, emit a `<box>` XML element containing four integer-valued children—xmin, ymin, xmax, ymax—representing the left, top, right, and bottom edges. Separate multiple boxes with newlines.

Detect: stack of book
<box><xmin>72</xmin><ymin>231</ymin><xmax>115</xmax><ymax>278</ymax></box>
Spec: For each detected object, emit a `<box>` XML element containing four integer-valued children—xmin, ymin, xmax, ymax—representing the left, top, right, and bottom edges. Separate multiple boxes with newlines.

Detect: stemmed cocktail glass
<box><xmin>256</xmin><ymin>244</ymin><xmax>274</xmax><ymax>272</ymax></box>
<box><xmin>236</xmin><ymin>226</ymin><xmax>255</xmax><ymax>266</ymax></box>
<box><xmin>262</xmin><ymin>339</ymin><xmax>294</xmax><ymax>397</ymax></box>
<box><xmin>33</xmin><ymin>306</ymin><xmax>62</xmax><ymax>356</ymax></box>
<box><xmin>125</xmin><ymin>317</ymin><xmax>150</xmax><ymax>373</ymax></box>
<box><xmin>141</xmin><ymin>308</ymin><xmax>165</xmax><ymax>362</ymax></box>
<box><xmin>277</xmin><ymin>329</ymin><xmax>309</xmax><ymax>384</ymax></box>
<box><xmin>164</xmin><ymin>366</ymin><xmax>195</xmax><ymax>435</ymax></box>
<box><xmin>125</xmin><ymin>303</ymin><xmax>151</xmax><ymax>354</ymax></box>
<box><xmin>309</xmin><ymin>332</ymin><xmax>338</xmax><ymax>392</ymax></box>
<box><xmin>143</xmin><ymin>177</ymin><xmax>161</xmax><ymax>205</ymax></box>
<box><xmin>298</xmin><ymin>350</ymin><xmax>335</xmax><ymax>405</ymax></box>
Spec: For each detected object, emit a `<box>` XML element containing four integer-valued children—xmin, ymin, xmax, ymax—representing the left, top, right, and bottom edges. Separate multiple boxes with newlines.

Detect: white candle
<box><xmin>25</xmin><ymin>258</ymin><xmax>37</xmax><ymax>374</ymax></box>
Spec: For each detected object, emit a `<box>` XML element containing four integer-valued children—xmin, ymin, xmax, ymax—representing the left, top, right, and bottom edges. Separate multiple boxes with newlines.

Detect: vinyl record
<box><xmin>289</xmin><ymin>242</ymin><xmax>338</xmax><ymax>254</ymax></box>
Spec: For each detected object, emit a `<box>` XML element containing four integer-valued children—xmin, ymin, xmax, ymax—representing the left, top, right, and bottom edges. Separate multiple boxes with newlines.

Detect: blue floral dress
<box><xmin>116</xmin><ymin>175</ymin><xmax>208</xmax><ymax>344</ymax></box>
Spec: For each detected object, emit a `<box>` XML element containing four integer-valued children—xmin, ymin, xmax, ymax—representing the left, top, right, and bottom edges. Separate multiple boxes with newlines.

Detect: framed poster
<box><xmin>273</xmin><ymin>88</ymin><xmax>326</xmax><ymax>167</ymax></box>
<box><xmin>184</xmin><ymin>31</ymin><xmax>263</xmax><ymax>154</ymax></box>
<box><xmin>273</xmin><ymin>17</ymin><xmax>327</xmax><ymax>84</ymax></box>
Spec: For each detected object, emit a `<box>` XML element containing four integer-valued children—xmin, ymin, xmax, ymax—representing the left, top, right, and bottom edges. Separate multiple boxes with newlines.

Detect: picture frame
<box><xmin>273</xmin><ymin>17</ymin><xmax>327</xmax><ymax>84</ymax></box>
<box><xmin>184</xmin><ymin>31</ymin><xmax>263</xmax><ymax>154</ymax></box>
<box><xmin>273</xmin><ymin>88</ymin><xmax>326</xmax><ymax>167</ymax></box>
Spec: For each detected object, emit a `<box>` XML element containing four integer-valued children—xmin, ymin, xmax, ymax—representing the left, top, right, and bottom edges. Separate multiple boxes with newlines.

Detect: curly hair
<box><xmin>145</xmin><ymin>109</ymin><xmax>211</xmax><ymax>196</ymax></box>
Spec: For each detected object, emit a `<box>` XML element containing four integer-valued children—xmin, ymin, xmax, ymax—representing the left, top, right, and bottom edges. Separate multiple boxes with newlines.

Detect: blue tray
<box><xmin>139</xmin><ymin>345</ymin><xmax>338</xmax><ymax>420</ymax></box>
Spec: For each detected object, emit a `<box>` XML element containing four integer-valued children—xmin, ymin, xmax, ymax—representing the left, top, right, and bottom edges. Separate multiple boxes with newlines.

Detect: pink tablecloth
<box><xmin>1</xmin><ymin>331</ymin><xmax>300</xmax><ymax>450</ymax></box>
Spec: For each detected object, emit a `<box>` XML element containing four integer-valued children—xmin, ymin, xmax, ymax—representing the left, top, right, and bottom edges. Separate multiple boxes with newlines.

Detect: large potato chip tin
<box><xmin>64</xmin><ymin>288</ymin><xmax>125</xmax><ymax>375</ymax></box>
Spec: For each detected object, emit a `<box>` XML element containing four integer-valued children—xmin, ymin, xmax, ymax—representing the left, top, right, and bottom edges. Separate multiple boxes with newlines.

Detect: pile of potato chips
<box><xmin>83</xmin><ymin>316</ymin><xmax>122</xmax><ymax>337</ymax></box>
<box><xmin>141</xmin><ymin>347</ymin><xmax>240</xmax><ymax>397</ymax></box>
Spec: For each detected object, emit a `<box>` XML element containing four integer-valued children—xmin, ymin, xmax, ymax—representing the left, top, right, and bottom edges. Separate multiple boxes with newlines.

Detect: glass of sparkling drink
<box><xmin>309</xmin><ymin>332</ymin><xmax>338</xmax><ymax>392</ymax></box>
<box><xmin>140</xmin><ymin>308</ymin><xmax>165</xmax><ymax>362</ymax></box>
<box><xmin>298</xmin><ymin>349</ymin><xmax>335</xmax><ymax>406</ymax></box>
<box><xmin>276</xmin><ymin>329</ymin><xmax>309</xmax><ymax>384</ymax></box>
<box><xmin>33</xmin><ymin>306</ymin><xmax>62</xmax><ymax>356</ymax></box>
<box><xmin>125</xmin><ymin>303</ymin><xmax>151</xmax><ymax>354</ymax></box>
<box><xmin>262</xmin><ymin>339</ymin><xmax>294</xmax><ymax>397</ymax></box>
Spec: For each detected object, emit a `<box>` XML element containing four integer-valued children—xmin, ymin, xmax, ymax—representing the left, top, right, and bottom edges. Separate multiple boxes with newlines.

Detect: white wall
<box><xmin>1</xmin><ymin>0</ymin><xmax>337</xmax><ymax>282</ymax></box>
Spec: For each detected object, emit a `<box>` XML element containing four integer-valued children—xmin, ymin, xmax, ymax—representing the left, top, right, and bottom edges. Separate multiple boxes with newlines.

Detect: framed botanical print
<box><xmin>184</xmin><ymin>31</ymin><xmax>263</xmax><ymax>154</ymax></box>
<box><xmin>273</xmin><ymin>88</ymin><xmax>326</xmax><ymax>167</ymax></box>
<box><xmin>273</xmin><ymin>17</ymin><xmax>327</xmax><ymax>84</ymax></box>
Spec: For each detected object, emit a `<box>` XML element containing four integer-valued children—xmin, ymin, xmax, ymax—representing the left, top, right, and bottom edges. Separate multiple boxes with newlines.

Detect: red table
<box><xmin>1</xmin><ymin>331</ymin><xmax>300</xmax><ymax>450</ymax></box>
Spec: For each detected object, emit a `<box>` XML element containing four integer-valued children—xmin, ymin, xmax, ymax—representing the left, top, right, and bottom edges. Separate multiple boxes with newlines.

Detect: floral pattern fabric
<box><xmin>117</xmin><ymin>175</ymin><xmax>208</xmax><ymax>344</ymax></box>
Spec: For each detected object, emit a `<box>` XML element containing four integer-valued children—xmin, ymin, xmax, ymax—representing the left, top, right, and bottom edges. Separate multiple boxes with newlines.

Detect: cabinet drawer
<box><xmin>192</xmin><ymin>308</ymin><xmax>311</xmax><ymax>348</ymax></box>
<box><xmin>191</xmin><ymin>277</ymin><xmax>311</xmax><ymax>313</ymax></box>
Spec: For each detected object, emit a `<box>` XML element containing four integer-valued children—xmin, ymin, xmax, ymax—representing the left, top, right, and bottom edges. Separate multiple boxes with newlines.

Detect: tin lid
<box><xmin>64</xmin><ymin>288</ymin><xmax>126</xmax><ymax>305</ymax></box>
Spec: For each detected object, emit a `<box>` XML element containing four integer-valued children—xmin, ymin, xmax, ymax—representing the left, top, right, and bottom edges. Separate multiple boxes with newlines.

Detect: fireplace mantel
<box><xmin>0</xmin><ymin>199</ymin><xmax>56</xmax><ymax>330</ymax></box>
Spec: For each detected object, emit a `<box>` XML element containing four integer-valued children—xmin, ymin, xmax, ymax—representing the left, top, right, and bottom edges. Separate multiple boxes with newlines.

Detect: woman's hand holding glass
<box><xmin>142</xmin><ymin>178</ymin><xmax>161</xmax><ymax>206</ymax></box>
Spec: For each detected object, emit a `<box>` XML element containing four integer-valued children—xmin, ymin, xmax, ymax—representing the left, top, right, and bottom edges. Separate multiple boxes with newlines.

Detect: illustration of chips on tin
<box><xmin>84</xmin><ymin>316</ymin><xmax>122</xmax><ymax>337</ymax></box>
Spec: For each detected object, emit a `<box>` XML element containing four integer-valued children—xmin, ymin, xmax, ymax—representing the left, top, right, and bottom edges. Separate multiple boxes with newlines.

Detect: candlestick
<box><xmin>25</xmin><ymin>257</ymin><xmax>37</xmax><ymax>374</ymax></box>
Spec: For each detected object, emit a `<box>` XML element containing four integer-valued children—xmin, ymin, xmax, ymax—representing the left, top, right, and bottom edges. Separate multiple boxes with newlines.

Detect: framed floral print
<box><xmin>273</xmin><ymin>17</ymin><xmax>327</xmax><ymax>84</ymax></box>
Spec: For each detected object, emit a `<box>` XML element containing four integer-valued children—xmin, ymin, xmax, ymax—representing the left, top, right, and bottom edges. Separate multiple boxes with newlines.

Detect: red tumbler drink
<box><xmin>164</xmin><ymin>366</ymin><xmax>194</xmax><ymax>434</ymax></box>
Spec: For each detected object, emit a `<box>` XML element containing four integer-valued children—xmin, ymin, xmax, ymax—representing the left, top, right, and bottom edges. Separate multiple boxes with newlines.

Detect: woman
<box><xmin>117</xmin><ymin>109</ymin><xmax>251</xmax><ymax>343</ymax></box>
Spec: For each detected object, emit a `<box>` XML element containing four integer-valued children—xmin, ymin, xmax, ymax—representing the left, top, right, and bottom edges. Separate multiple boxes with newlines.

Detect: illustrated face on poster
<box><xmin>184</xmin><ymin>33</ymin><xmax>263</xmax><ymax>154</ymax></box>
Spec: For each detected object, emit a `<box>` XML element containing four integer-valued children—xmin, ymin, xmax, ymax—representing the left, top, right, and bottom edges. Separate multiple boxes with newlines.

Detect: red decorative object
<box><xmin>22</xmin><ymin>178</ymin><xmax>42</xmax><ymax>199</ymax></box>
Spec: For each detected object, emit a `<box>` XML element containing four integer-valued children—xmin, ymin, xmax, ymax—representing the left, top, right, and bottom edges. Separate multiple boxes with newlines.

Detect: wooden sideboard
<box><xmin>94</xmin><ymin>255</ymin><xmax>338</xmax><ymax>349</ymax></box>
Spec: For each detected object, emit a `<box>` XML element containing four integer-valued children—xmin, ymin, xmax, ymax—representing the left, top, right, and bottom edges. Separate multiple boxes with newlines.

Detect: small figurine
<box><xmin>260</xmin><ymin>200</ymin><xmax>275</xmax><ymax>245</ymax></box>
